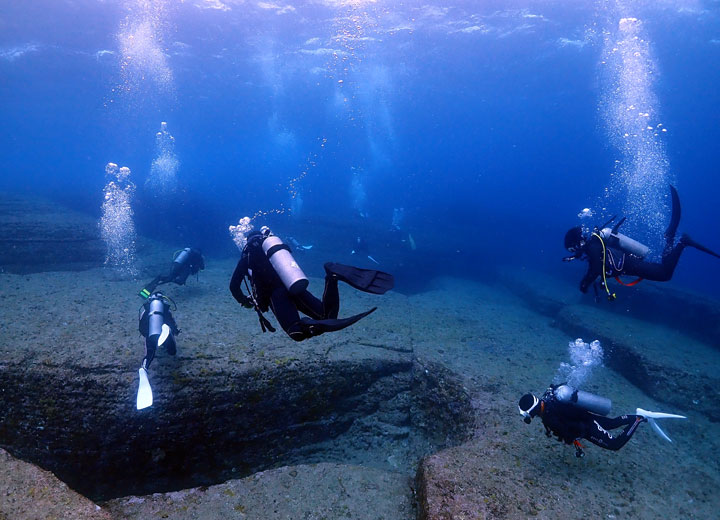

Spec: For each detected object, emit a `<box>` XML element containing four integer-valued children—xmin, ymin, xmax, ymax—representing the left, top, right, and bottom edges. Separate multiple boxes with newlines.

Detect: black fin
<box><xmin>612</xmin><ymin>216</ymin><xmax>627</xmax><ymax>234</ymax></box>
<box><xmin>681</xmin><ymin>234</ymin><xmax>720</xmax><ymax>259</ymax></box>
<box><xmin>301</xmin><ymin>307</ymin><xmax>377</xmax><ymax>335</ymax></box>
<box><xmin>600</xmin><ymin>215</ymin><xmax>617</xmax><ymax>230</ymax></box>
<box><xmin>665</xmin><ymin>185</ymin><xmax>681</xmax><ymax>241</ymax></box>
<box><xmin>324</xmin><ymin>263</ymin><xmax>394</xmax><ymax>295</ymax></box>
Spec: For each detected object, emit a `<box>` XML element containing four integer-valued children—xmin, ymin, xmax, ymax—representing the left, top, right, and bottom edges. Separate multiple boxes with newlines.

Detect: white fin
<box><xmin>636</xmin><ymin>407</ymin><xmax>686</xmax><ymax>420</ymax></box>
<box><xmin>636</xmin><ymin>407</ymin><xmax>686</xmax><ymax>443</ymax></box>
<box><xmin>158</xmin><ymin>323</ymin><xmax>171</xmax><ymax>346</ymax></box>
<box><xmin>137</xmin><ymin>368</ymin><xmax>153</xmax><ymax>410</ymax></box>
<box><xmin>649</xmin><ymin>418</ymin><xmax>672</xmax><ymax>442</ymax></box>
<box><xmin>367</xmin><ymin>255</ymin><xmax>380</xmax><ymax>264</ymax></box>
<box><xmin>301</xmin><ymin>245</ymin><xmax>313</xmax><ymax>250</ymax></box>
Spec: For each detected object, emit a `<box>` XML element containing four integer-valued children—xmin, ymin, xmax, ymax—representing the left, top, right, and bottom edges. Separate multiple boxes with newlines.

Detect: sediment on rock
<box><xmin>104</xmin><ymin>463</ymin><xmax>415</xmax><ymax>520</ymax></box>
<box><xmin>0</xmin><ymin>448</ymin><xmax>110</xmax><ymax>520</ymax></box>
<box><xmin>0</xmin><ymin>353</ymin><xmax>474</xmax><ymax>503</ymax></box>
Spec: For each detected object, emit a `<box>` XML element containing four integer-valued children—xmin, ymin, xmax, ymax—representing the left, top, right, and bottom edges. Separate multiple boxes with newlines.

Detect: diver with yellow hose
<box><xmin>563</xmin><ymin>186</ymin><xmax>720</xmax><ymax>299</ymax></box>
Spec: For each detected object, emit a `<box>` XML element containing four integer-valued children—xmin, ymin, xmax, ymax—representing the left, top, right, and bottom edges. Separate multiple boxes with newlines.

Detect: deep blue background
<box><xmin>1</xmin><ymin>0</ymin><xmax>719</xmax><ymax>294</ymax></box>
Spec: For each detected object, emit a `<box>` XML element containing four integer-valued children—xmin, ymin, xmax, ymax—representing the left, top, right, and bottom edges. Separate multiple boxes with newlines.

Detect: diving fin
<box><xmin>139</xmin><ymin>276</ymin><xmax>162</xmax><ymax>299</ymax></box>
<box><xmin>301</xmin><ymin>307</ymin><xmax>377</xmax><ymax>336</ymax></box>
<box><xmin>158</xmin><ymin>323</ymin><xmax>171</xmax><ymax>347</ymax></box>
<box><xmin>611</xmin><ymin>216</ymin><xmax>627</xmax><ymax>234</ymax></box>
<box><xmin>324</xmin><ymin>262</ymin><xmax>394</xmax><ymax>295</ymax></box>
<box><xmin>681</xmin><ymin>234</ymin><xmax>720</xmax><ymax>259</ymax></box>
<box><xmin>137</xmin><ymin>367</ymin><xmax>153</xmax><ymax>410</ymax></box>
<box><xmin>664</xmin><ymin>185</ymin><xmax>682</xmax><ymax>241</ymax></box>
<box><xmin>636</xmin><ymin>407</ymin><xmax>686</xmax><ymax>443</ymax></box>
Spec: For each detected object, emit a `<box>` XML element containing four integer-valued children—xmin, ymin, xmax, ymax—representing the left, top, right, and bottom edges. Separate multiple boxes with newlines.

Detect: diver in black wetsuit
<box><xmin>563</xmin><ymin>186</ymin><xmax>720</xmax><ymax>298</ymax></box>
<box><xmin>139</xmin><ymin>247</ymin><xmax>205</xmax><ymax>298</ymax></box>
<box><xmin>138</xmin><ymin>292</ymin><xmax>179</xmax><ymax>370</ymax></box>
<box><xmin>518</xmin><ymin>384</ymin><xmax>685</xmax><ymax>457</ymax></box>
<box><xmin>135</xmin><ymin>291</ymin><xmax>180</xmax><ymax>410</ymax></box>
<box><xmin>229</xmin><ymin>227</ymin><xmax>394</xmax><ymax>341</ymax></box>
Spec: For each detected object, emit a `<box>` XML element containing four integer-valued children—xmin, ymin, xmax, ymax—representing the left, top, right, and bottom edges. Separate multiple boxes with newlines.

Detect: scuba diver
<box><xmin>351</xmin><ymin>236</ymin><xmax>380</xmax><ymax>265</ymax></box>
<box><xmin>229</xmin><ymin>226</ymin><xmax>394</xmax><ymax>341</ymax></box>
<box><xmin>563</xmin><ymin>186</ymin><xmax>720</xmax><ymax>299</ymax></box>
<box><xmin>136</xmin><ymin>292</ymin><xmax>179</xmax><ymax>410</ymax></box>
<box><xmin>518</xmin><ymin>384</ymin><xmax>686</xmax><ymax>457</ymax></box>
<box><xmin>139</xmin><ymin>247</ymin><xmax>205</xmax><ymax>299</ymax></box>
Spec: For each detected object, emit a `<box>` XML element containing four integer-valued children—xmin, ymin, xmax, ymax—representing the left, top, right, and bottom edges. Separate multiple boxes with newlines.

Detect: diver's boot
<box><xmin>680</xmin><ymin>234</ymin><xmax>720</xmax><ymax>259</ymax></box>
<box><xmin>300</xmin><ymin>307</ymin><xmax>377</xmax><ymax>337</ymax></box>
<box><xmin>324</xmin><ymin>262</ymin><xmax>394</xmax><ymax>295</ymax></box>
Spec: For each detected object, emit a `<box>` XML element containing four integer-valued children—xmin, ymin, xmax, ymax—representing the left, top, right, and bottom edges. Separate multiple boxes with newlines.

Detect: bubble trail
<box><xmin>146</xmin><ymin>121</ymin><xmax>179</xmax><ymax>196</ymax></box>
<box><xmin>100</xmin><ymin>162</ymin><xmax>138</xmax><ymax>277</ymax></box>
<box><xmin>600</xmin><ymin>11</ymin><xmax>671</xmax><ymax>254</ymax></box>
<box><xmin>554</xmin><ymin>338</ymin><xmax>604</xmax><ymax>389</ymax></box>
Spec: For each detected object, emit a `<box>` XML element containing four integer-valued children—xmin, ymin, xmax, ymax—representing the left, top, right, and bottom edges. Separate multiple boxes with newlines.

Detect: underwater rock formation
<box><xmin>0</xmin><ymin>448</ymin><xmax>110</xmax><ymax>520</ymax></box>
<box><xmin>499</xmin><ymin>267</ymin><xmax>720</xmax><ymax>349</ymax></box>
<box><xmin>0</xmin><ymin>193</ymin><xmax>104</xmax><ymax>272</ymax></box>
<box><xmin>0</xmin><ymin>328</ymin><xmax>473</xmax><ymax>503</ymax></box>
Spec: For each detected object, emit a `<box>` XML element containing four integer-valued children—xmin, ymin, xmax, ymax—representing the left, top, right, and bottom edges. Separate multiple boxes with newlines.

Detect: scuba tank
<box><xmin>599</xmin><ymin>228</ymin><xmax>649</xmax><ymax>258</ymax></box>
<box><xmin>261</xmin><ymin>228</ymin><xmax>309</xmax><ymax>295</ymax></box>
<box><xmin>138</xmin><ymin>293</ymin><xmax>176</xmax><ymax>364</ymax></box>
<box><xmin>173</xmin><ymin>248</ymin><xmax>190</xmax><ymax>267</ymax></box>
<box><xmin>598</xmin><ymin>216</ymin><xmax>649</xmax><ymax>258</ymax></box>
<box><xmin>147</xmin><ymin>296</ymin><xmax>167</xmax><ymax>344</ymax></box>
<box><xmin>554</xmin><ymin>384</ymin><xmax>612</xmax><ymax>416</ymax></box>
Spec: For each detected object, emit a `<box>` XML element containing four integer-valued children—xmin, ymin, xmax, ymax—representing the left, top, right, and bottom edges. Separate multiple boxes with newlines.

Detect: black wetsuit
<box><xmin>161</xmin><ymin>248</ymin><xmax>205</xmax><ymax>285</ymax></box>
<box><xmin>539</xmin><ymin>386</ymin><xmax>644</xmax><ymax>451</ymax></box>
<box><xmin>578</xmin><ymin>233</ymin><xmax>686</xmax><ymax>293</ymax></box>
<box><xmin>138</xmin><ymin>298</ymin><xmax>179</xmax><ymax>368</ymax></box>
<box><xmin>229</xmin><ymin>237</ymin><xmax>340</xmax><ymax>341</ymax></box>
<box><xmin>143</xmin><ymin>248</ymin><xmax>205</xmax><ymax>295</ymax></box>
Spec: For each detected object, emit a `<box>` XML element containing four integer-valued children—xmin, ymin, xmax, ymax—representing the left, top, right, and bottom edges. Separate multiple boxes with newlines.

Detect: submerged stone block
<box><xmin>0</xmin><ymin>193</ymin><xmax>104</xmax><ymax>272</ymax></box>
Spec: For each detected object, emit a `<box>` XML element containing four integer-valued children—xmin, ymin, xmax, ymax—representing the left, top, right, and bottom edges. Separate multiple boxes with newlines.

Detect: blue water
<box><xmin>1</xmin><ymin>0</ymin><xmax>719</xmax><ymax>294</ymax></box>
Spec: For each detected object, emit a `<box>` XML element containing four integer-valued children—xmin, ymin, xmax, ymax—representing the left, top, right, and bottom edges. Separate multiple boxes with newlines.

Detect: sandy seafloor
<box><xmin>1</xmin><ymin>247</ymin><xmax>720</xmax><ymax>519</ymax></box>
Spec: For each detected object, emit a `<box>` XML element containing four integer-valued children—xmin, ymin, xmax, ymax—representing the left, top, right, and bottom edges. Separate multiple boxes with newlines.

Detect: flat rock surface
<box><xmin>0</xmin><ymin>448</ymin><xmax>110</xmax><ymax>520</ymax></box>
<box><xmin>104</xmin><ymin>463</ymin><xmax>413</xmax><ymax>520</ymax></box>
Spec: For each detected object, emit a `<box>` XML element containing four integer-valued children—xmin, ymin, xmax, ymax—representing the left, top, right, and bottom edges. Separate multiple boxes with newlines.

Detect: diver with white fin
<box><xmin>230</xmin><ymin>226</ymin><xmax>394</xmax><ymax>341</ymax></box>
<box><xmin>519</xmin><ymin>384</ymin><xmax>687</xmax><ymax>457</ymax></box>
<box><xmin>563</xmin><ymin>185</ymin><xmax>720</xmax><ymax>300</ymax></box>
<box><xmin>136</xmin><ymin>292</ymin><xmax>179</xmax><ymax>410</ymax></box>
